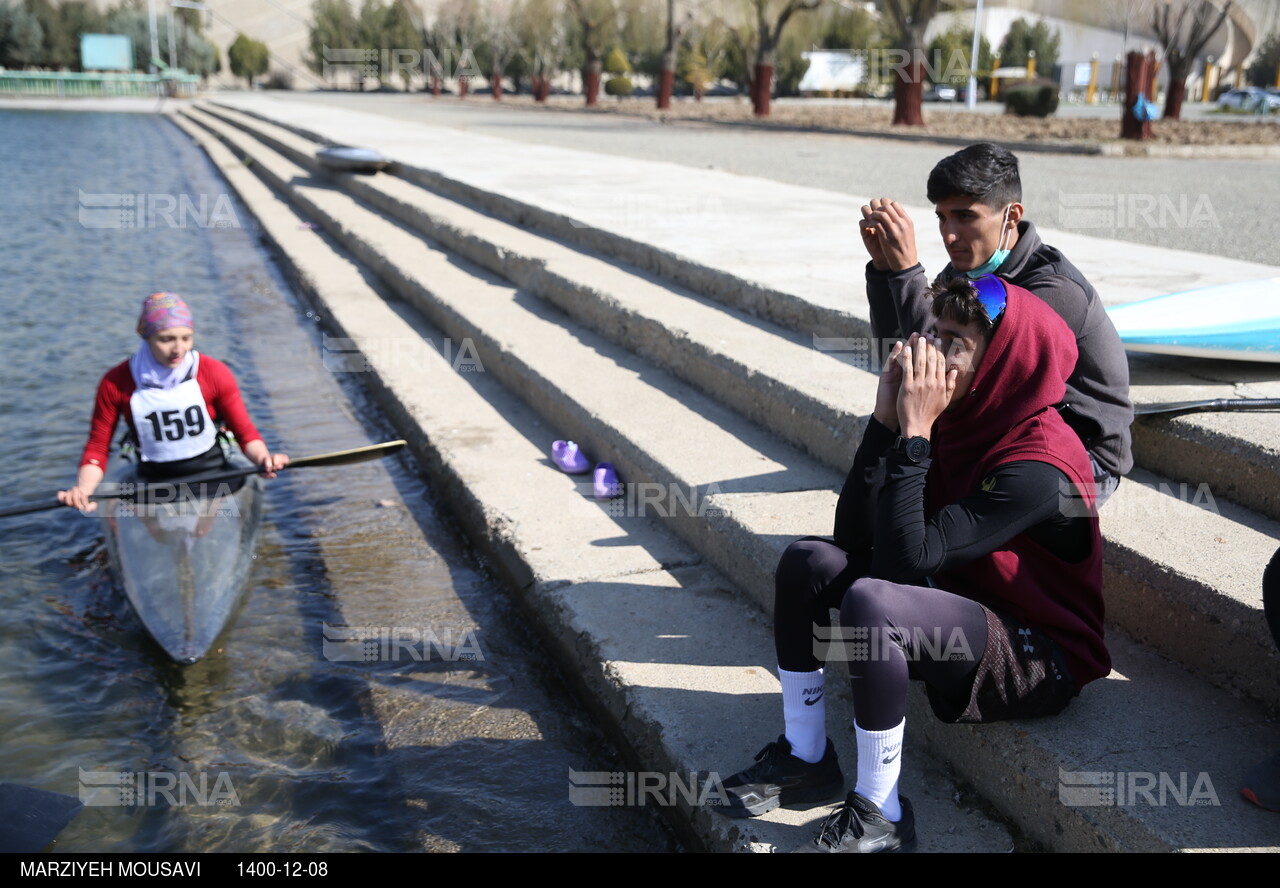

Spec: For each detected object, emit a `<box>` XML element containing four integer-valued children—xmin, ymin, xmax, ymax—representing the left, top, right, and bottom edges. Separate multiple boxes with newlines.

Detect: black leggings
<box><xmin>774</xmin><ymin>537</ymin><xmax>989</xmax><ymax>732</ymax></box>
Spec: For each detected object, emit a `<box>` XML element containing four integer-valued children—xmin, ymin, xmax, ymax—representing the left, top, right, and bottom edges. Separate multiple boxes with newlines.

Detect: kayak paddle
<box><xmin>0</xmin><ymin>440</ymin><xmax>408</xmax><ymax>519</ymax></box>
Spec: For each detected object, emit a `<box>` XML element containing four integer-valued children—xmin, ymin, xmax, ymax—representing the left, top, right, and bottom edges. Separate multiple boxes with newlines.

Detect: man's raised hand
<box><xmin>860</xmin><ymin>198</ymin><xmax>919</xmax><ymax>272</ymax></box>
<box><xmin>859</xmin><ymin>203</ymin><xmax>889</xmax><ymax>270</ymax></box>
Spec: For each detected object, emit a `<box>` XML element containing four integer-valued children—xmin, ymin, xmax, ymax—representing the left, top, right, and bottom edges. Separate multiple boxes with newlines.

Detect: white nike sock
<box><xmin>854</xmin><ymin>718</ymin><xmax>905</xmax><ymax>822</ymax></box>
<box><xmin>779</xmin><ymin>667</ymin><xmax>826</xmax><ymax>764</ymax></box>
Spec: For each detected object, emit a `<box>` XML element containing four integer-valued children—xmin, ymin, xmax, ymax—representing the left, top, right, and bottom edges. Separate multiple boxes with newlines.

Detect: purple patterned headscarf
<box><xmin>136</xmin><ymin>292</ymin><xmax>194</xmax><ymax>339</ymax></box>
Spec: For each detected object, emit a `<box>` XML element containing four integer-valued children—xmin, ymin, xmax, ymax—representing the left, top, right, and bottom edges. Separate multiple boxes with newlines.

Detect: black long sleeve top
<box><xmin>833</xmin><ymin>418</ymin><xmax>1091</xmax><ymax>584</ymax></box>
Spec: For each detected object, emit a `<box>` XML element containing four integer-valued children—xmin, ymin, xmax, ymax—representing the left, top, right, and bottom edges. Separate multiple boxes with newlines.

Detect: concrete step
<box><xmin>169</xmin><ymin>106</ymin><xmax>1017</xmax><ymax>855</ymax></box>
<box><xmin>193</xmin><ymin>100</ymin><xmax>874</xmax><ymax>473</ymax></box>
<box><xmin>177</xmin><ymin>104</ymin><xmax>1280</xmax><ymax>852</ymax></box>
<box><xmin>206</xmin><ymin>98</ymin><xmax>1280</xmax><ymax>528</ymax></box>
<box><xmin>191</xmin><ymin>100</ymin><xmax>1280</xmax><ymax>714</ymax></box>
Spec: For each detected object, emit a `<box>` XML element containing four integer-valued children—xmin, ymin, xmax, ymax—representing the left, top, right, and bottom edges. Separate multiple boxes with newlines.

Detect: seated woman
<box><xmin>714</xmin><ymin>275</ymin><xmax>1109</xmax><ymax>853</ymax></box>
<box><xmin>57</xmin><ymin>292</ymin><xmax>288</xmax><ymax>512</ymax></box>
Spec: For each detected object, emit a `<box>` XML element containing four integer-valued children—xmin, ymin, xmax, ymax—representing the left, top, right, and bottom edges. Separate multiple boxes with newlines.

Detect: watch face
<box><xmin>906</xmin><ymin>437</ymin><xmax>930</xmax><ymax>463</ymax></box>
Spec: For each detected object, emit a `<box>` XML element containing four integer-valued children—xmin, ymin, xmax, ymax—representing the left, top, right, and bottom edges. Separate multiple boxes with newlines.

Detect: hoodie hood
<box><xmin>931</xmin><ymin>282</ymin><xmax>1084</xmax><ymax>506</ymax></box>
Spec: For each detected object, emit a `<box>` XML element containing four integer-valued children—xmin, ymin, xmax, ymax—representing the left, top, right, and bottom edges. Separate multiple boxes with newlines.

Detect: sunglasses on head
<box><xmin>970</xmin><ymin>274</ymin><xmax>1007</xmax><ymax>325</ymax></box>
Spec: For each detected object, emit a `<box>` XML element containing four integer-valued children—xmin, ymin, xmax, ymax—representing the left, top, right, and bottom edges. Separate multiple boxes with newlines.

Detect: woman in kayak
<box><xmin>57</xmin><ymin>292</ymin><xmax>288</xmax><ymax>512</ymax></box>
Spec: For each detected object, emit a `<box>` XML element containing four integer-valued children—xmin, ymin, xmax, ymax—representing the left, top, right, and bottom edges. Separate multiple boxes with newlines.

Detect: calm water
<box><xmin>0</xmin><ymin>108</ymin><xmax>677</xmax><ymax>852</ymax></box>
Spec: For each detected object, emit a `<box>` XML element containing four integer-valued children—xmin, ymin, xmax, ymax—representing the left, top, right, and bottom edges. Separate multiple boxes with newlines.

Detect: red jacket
<box><xmin>79</xmin><ymin>355</ymin><xmax>262</xmax><ymax>472</ymax></box>
<box><xmin>928</xmin><ymin>284</ymin><xmax>1110</xmax><ymax>687</ymax></box>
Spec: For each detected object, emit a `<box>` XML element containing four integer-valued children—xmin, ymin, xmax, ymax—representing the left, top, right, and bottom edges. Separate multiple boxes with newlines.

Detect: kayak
<box><xmin>102</xmin><ymin>455</ymin><xmax>264</xmax><ymax>664</ymax></box>
<box><xmin>1106</xmin><ymin>277</ymin><xmax>1280</xmax><ymax>363</ymax></box>
<box><xmin>315</xmin><ymin>145</ymin><xmax>391</xmax><ymax>173</ymax></box>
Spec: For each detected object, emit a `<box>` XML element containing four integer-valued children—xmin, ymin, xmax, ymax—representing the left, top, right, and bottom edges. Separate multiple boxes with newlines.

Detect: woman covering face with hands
<box><xmin>710</xmin><ymin>275</ymin><xmax>1108</xmax><ymax>854</ymax></box>
<box><xmin>874</xmin><ymin>333</ymin><xmax>959</xmax><ymax>443</ymax></box>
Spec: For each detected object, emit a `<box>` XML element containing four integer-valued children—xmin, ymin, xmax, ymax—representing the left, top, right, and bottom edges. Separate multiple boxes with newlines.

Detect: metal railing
<box><xmin>0</xmin><ymin>70</ymin><xmax>202</xmax><ymax>98</ymax></box>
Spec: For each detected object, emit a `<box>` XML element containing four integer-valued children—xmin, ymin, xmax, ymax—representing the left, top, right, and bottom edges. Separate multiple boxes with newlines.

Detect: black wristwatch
<box><xmin>893</xmin><ymin>435</ymin><xmax>931</xmax><ymax>465</ymax></box>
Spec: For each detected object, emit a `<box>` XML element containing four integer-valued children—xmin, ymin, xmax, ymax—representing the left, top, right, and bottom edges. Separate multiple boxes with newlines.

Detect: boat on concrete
<box><xmin>1107</xmin><ymin>277</ymin><xmax>1280</xmax><ymax>363</ymax></box>
<box><xmin>316</xmin><ymin>145</ymin><xmax>391</xmax><ymax>173</ymax></box>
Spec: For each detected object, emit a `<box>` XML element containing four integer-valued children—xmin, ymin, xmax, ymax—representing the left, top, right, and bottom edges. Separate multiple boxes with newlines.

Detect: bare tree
<box><xmin>657</xmin><ymin>0</ymin><xmax>694</xmax><ymax>109</ymax></box>
<box><xmin>569</xmin><ymin>0</ymin><xmax>614</xmax><ymax>106</ymax></box>
<box><xmin>515</xmin><ymin>0</ymin><xmax>569</xmax><ymax>101</ymax></box>
<box><xmin>1100</xmin><ymin>0</ymin><xmax>1158</xmax><ymax>48</ymax></box>
<box><xmin>719</xmin><ymin>18</ymin><xmax>756</xmax><ymax>97</ymax></box>
<box><xmin>480</xmin><ymin>0</ymin><xmax>520</xmax><ymax>99</ymax></box>
<box><xmin>883</xmin><ymin>0</ymin><xmax>940</xmax><ymax>126</ymax></box>
<box><xmin>749</xmin><ymin>0</ymin><xmax>822</xmax><ymax>116</ymax></box>
<box><xmin>1153</xmin><ymin>0</ymin><xmax>1232</xmax><ymax>120</ymax></box>
<box><xmin>434</xmin><ymin>0</ymin><xmax>483</xmax><ymax>96</ymax></box>
<box><xmin>681</xmin><ymin>16</ymin><xmax>731</xmax><ymax>101</ymax></box>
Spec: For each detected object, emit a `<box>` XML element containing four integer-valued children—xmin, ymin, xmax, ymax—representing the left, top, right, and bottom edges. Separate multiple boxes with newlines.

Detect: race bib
<box><xmin>129</xmin><ymin>357</ymin><xmax>217</xmax><ymax>463</ymax></box>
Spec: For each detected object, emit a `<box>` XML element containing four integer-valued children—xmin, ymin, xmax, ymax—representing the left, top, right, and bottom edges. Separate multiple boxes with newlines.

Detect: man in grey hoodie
<box><xmin>859</xmin><ymin>142</ymin><xmax>1132</xmax><ymax>502</ymax></box>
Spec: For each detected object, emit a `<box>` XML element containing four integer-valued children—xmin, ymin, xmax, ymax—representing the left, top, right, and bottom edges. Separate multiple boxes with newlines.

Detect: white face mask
<box><xmin>965</xmin><ymin>204</ymin><xmax>1013</xmax><ymax>279</ymax></box>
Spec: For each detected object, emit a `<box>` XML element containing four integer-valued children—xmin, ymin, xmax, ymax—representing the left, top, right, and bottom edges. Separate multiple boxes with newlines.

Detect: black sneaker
<box><xmin>795</xmin><ymin>791</ymin><xmax>917</xmax><ymax>853</ymax></box>
<box><xmin>712</xmin><ymin>734</ymin><xmax>843</xmax><ymax>818</ymax></box>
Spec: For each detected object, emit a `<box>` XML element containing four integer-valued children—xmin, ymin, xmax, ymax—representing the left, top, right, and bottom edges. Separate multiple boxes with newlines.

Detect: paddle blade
<box><xmin>0</xmin><ymin>783</ymin><xmax>83</xmax><ymax>852</ymax></box>
<box><xmin>288</xmin><ymin>440</ymin><xmax>408</xmax><ymax>469</ymax></box>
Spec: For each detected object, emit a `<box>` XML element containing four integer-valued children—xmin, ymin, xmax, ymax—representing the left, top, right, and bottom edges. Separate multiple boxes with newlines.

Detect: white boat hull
<box><xmin>103</xmin><ymin>458</ymin><xmax>263</xmax><ymax>663</ymax></box>
<box><xmin>1106</xmin><ymin>277</ymin><xmax>1280</xmax><ymax>363</ymax></box>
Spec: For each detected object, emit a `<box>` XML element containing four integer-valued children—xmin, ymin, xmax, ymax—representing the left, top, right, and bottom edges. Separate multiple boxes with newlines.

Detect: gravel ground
<box><xmin>562</xmin><ymin>94</ymin><xmax>1280</xmax><ymax>147</ymax></box>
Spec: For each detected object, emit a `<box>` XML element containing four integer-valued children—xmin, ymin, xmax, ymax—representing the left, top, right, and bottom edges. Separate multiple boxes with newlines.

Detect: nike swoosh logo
<box><xmin>882</xmin><ymin>749</ymin><xmax>901</xmax><ymax>765</ymax></box>
<box><xmin>804</xmin><ymin>693</ymin><xmax>824</xmax><ymax>706</ymax></box>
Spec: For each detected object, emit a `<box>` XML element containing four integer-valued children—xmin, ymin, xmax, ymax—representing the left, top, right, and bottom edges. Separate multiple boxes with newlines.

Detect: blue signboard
<box><xmin>81</xmin><ymin>34</ymin><xmax>134</xmax><ymax>72</ymax></box>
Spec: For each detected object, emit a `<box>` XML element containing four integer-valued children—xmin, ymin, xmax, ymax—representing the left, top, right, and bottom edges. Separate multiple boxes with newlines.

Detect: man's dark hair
<box><xmin>926</xmin><ymin>143</ymin><xmax>1022</xmax><ymax>208</ymax></box>
<box><xmin>928</xmin><ymin>278</ymin><xmax>997</xmax><ymax>340</ymax></box>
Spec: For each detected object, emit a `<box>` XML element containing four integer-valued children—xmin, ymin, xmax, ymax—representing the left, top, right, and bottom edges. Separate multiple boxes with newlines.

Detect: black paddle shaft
<box><xmin>1134</xmin><ymin>398</ymin><xmax>1280</xmax><ymax>417</ymax></box>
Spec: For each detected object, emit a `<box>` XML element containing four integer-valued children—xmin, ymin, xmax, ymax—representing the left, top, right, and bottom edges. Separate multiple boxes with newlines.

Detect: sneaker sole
<box><xmin>714</xmin><ymin>776</ymin><xmax>845</xmax><ymax>819</ymax></box>
<box><xmin>792</xmin><ymin>832</ymin><xmax>918</xmax><ymax>853</ymax></box>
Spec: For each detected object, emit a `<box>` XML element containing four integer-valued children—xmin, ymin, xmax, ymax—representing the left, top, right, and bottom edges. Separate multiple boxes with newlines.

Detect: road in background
<box><xmin>264</xmin><ymin>91</ymin><xmax>1279</xmax><ymax>268</ymax></box>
